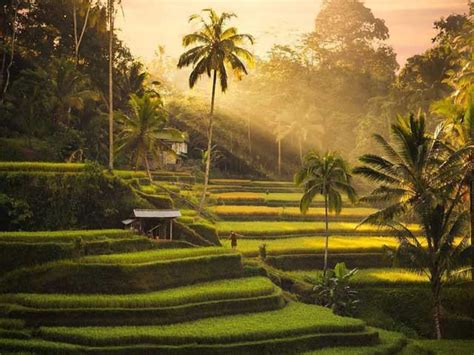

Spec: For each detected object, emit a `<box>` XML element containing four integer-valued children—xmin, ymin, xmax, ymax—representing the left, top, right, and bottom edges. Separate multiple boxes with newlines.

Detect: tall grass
<box><xmin>0</xmin><ymin>277</ymin><xmax>275</xmax><ymax>309</ymax></box>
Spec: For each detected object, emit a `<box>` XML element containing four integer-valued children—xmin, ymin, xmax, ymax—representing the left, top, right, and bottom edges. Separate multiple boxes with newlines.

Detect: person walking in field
<box><xmin>229</xmin><ymin>231</ymin><xmax>238</xmax><ymax>249</ymax></box>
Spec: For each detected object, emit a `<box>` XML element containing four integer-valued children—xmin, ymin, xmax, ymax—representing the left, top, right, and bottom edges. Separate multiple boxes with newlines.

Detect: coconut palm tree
<box><xmin>48</xmin><ymin>58</ymin><xmax>97</xmax><ymax>125</ymax></box>
<box><xmin>177</xmin><ymin>8</ymin><xmax>254</xmax><ymax>209</ymax></box>
<box><xmin>106</xmin><ymin>0</ymin><xmax>119</xmax><ymax>170</ymax></box>
<box><xmin>117</xmin><ymin>93</ymin><xmax>184</xmax><ymax>180</ymax></box>
<box><xmin>354</xmin><ymin>112</ymin><xmax>473</xmax><ymax>339</ymax></box>
<box><xmin>295</xmin><ymin>151</ymin><xmax>357</xmax><ymax>277</ymax></box>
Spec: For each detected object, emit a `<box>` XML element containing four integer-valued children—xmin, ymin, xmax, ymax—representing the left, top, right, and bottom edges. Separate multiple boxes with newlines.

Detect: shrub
<box><xmin>0</xmin><ymin>193</ymin><xmax>32</xmax><ymax>231</ymax></box>
<box><xmin>0</xmin><ymin>168</ymin><xmax>151</xmax><ymax>230</ymax></box>
<box><xmin>311</xmin><ymin>263</ymin><xmax>360</xmax><ymax>317</ymax></box>
<box><xmin>356</xmin><ymin>285</ymin><xmax>474</xmax><ymax>338</ymax></box>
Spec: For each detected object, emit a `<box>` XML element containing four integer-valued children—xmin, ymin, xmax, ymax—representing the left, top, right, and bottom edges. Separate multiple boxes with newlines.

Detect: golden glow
<box><xmin>117</xmin><ymin>0</ymin><xmax>467</xmax><ymax>65</ymax></box>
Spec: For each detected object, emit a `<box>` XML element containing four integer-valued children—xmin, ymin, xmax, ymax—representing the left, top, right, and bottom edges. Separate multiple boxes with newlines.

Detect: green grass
<box><xmin>303</xmin><ymin>328</ymin><xmax>406</xmax><ymax>355</ymax></box>
<box><xmin>0</xmin><ymin>229</ymin><xmax>134</xmax><ymax>243</ymax></box>
<box><xmin>212</xmin><ymin>205</ymin><xmax>377</xmax><ymax>218</ymax></box>
<box><xmin>0</xmin><ymin>318</ymin><xmax>25</xmax><ymax>329</ymax></box>
<box><xmin>225</xmin><ymin>236</ymin><xmax>400</xmax><ymax>256</ymax></box>
<box><xmin>217</xmin><ymin>221</ymin><xmax>419</xmax><ymax>236</ymax></box>
<box><xmin>0</xmin><ymin>161</ymin><xmax>85</xmax><ymax>172</ymax></box>
<box><xmin>403</xmin><ymin>339</ymin><xmax>474</xmax><ymax>355</ymax></box>
<box><xmin>38</xmin><ymin>302</ymin><xmax>366</xmax><ymax>346</ymax></box>
<box><xmin>80</xmin><ymin>247</ymin><xmax>233</xmax><ymax>264</ymax></box>
<box><xmin>286</xmin><ymin>268</ymin><xmax>430</xmax><ymax>285</ymax></box>
<box><xmin>0</xmin><ymin>277</ymin><xmax>275</xmax><ymax>309</ymax></box>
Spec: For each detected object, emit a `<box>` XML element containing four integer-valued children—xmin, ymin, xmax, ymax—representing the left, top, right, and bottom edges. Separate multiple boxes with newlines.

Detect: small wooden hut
<box><xmin>122</xmin><ymin>209</ymin><xmax>181</xmax><ymax>239</ymax></box>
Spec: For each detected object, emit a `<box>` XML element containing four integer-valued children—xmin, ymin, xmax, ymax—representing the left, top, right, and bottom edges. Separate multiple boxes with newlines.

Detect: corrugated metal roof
<box><xmin>133</xmin><ymin>209</ymin><xmax>182</xmax><ymax>218</ymax></box>
<box><xmin>121</xmin><ymin>218</ymin><xmax>136</xmax><ymax>225</ymax></box>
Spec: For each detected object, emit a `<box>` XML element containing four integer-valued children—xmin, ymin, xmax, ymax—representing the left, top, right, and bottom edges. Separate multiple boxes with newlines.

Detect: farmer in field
<box><xmin>229</xmin><ymin>231</ymin><xmax>238</xmax><ymax>249</ymax></box>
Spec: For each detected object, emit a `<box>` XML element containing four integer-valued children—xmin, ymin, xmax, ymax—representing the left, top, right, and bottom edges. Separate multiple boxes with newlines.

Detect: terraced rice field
<box><xmin>217</xmin><ymin>221</ymin><xmax>420</xmax><ymax>238</ymax></box>
<box><xmin>0</xmin><ymin>236</ymin><xmax>403</xmax><ymax>353</ymax></box>
<box><xmin>223</xmin><ymin>236</ymin><xmax>400</xmax><ymax>256</ymax></box>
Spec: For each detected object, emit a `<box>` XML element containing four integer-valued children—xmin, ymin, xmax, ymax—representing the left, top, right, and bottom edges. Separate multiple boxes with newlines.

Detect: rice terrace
<box><xmin>0</xmin><ymin>0</ymin><xmax>473</xmax><ymax>354</ymax></box>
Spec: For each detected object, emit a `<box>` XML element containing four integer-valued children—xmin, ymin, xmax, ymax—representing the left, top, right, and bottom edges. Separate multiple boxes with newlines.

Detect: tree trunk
<box><xmin>248</xmin><ymin>117</ymin><xmax>252</xmax><ymax>153</ymax></box>
<box><xmin>199</xmin><ymin>69</ymin><xmax>217</xmax><ymax>211</ymax></box>
<box><xmin>144</xmin><ymin>155</ymin><xmax>152</xmax><ymax>182</ymax></box>
<box><xmin>470</xmin><ymin>178</ymin><xmax>473</xmax><ymax>280</ymax></box>
<box><xmin>1</xmin><ymin>0</ymin><xmax>19</xmax><ymax>100</ymax></box>
<box><xmin>298</xmin><ymin>137</ymin><xmax>303</xmax><ymax>164</ymax></box>
<box><xmin>323</xmin><ymin>191</ymin><xmax>329</xmax><ymax>277</ymax></box>
<box><xmin>107</xmin><ymin>0</ymin><xmax>114</xmax><ymax>171</ymax></box>
<box><xmin>431</xmin><ymin>276</ymin><xmax>443</xmax><ymax>339</ymax></box>
<box><xmin>73</xmin><ymin>0</ymin><xmax>92</xmax><ymax>64</ymax></box>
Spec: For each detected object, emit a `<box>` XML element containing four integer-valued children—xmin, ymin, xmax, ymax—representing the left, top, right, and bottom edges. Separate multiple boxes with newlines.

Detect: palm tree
<box><xmin>106</xmin><ymin>0</ymin><xmax>118</xmax><ymax>170</ymax></box>
<box><xmin>295</xmin><ymin>151</ymin><xmax>357</xmax><ymax>277</ymax></box>
<box><xmin>48</xmin><ymin>58</ymin><xmax>97</xmax><ymax>125</ymax></box>
<box><xmin>177</xmin><ymin>8</ymin><xmax>254</xmax><ymax>209</ymax></box>
<box><xmin>354</xmin><ymin>113</ymin><xmax>473</xmax><ymax>339</ymax></box>
<box><xmin>117</xmin><ymin>93</ymin><xmax>184</xmax><ymax>180</ymax></box>
<box><xmin>432</xmin><ymin>85</ymin><xmax>474</xmax><ymax>280</ymax></box>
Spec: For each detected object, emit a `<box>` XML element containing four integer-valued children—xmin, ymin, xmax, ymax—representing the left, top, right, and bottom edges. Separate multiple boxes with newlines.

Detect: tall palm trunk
<box><xmin>199</xmin><ymin>69</ymin><xmax>217</xmax><ymax>210</ymax></box>
<box><xmin>298</xmin><ymin>137</ymin><xmax>303</xmax><ymax>164</ymax></box>
<box><xmin>431</xmin><ymin>272</ymin><xmax>443</xmax><ymax>339</ymax></box>
<box><xmin>278</xmin><ymin>138</ymin><xmax>281</xmax><ymax>177</ymax></box>
<box><xmin>108</xmin><ymin>0</ymin><xmax>114</xmax><ymax>171</ymax></box>
<box><xmin>470</xmin><ymin>178</ymin><xmax>473</xmax><ymax>280</ymax></box>
<box><xmin>323</xmin><ymin>190</ymin><xmax>329</xmax><ymax>277</ymax></box>
<box><xmin>247</xmin><ymin>117</ymin><xmax>252</xmax><ymax>153</ymax></box>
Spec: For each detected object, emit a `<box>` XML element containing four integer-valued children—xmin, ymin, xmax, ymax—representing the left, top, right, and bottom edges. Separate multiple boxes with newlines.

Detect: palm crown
<box><xmin>177</xmin><ymin>8</ymin><xmax>255</xmax><ymax>92</ymax></box>
<box><xmin>295</xmin><ymin>151</ymin><xmax>357</xmax><ymax>214</ymax></box>
<box><xmin>117</xmin><ymin>93</ymin><xmax>184</xmax><ymax>172</ymax></box>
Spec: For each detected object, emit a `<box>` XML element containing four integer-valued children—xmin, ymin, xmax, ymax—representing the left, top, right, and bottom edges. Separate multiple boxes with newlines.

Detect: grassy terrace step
<box><xmin>266</xmin><ymin>253</ymin><xmax>391</xmax><ymax>270</ymax></box>
<box><xmin>37</xmin><ymin>303</ymin><xmax>370</xmax><ymax>347</ymax></box>
<box><xmin>4</xmin><ymin>287</ymin><xmax>285</xmax><ymax>327</ymax></box>
<box><xmin>212</xmin><ymin>205</ymin><xmax>377</xmax><ymax>222</ymax></box>
<box><xmin>287</xmin><ymin>269</ymin><xmax>431</xmax><ymax>286</ymax></box>
<box><xmin>304</xmin><ymin>328</ymin><xmax>407</xmax><ymax>355</ymax></box>
<box><xmin>0</xmin><ymin>252</ymin><xmax>242</xmax><ymax>294</ymax></box>
<box><xmin>0</xmin><ymin>229</ymin><xmax>134</xmax><ymax>243</ymax></box>
<box><xmin>210</xmin><ymin>192</ymin><xmax>370</xmax><ymax>208</ymax></box>
<box><xmin>78</xmin><ymin>247</ymin><xmax>233</xmax><ymax>264</ymax></box>
<box><xmin>0</xmin><ymin>277</ymin><xmax>275</xmax><ymax>309</ymax></box>
<box><xmin>0</xmin><ymin>331</ymin><xmax>379</xmax><ymax>354</ymax></box>
<box><xmin>210</xmin><ymin>179</ymin><xmax>296</xmax><ymax>187</ymax></box>
<box><xmin>209</xmin><ymin>186</ymin><xmax>302</xmax><ymax>194</ymax></box>
<box><xmin>217</xmin><ymin>221</ymin><xmax>421</xmax><ymax>238</ymax></box>
<box><xmin>223</xmin><ymin>236</ymin><xmax>455</xmax><ymax>258</ymax></box>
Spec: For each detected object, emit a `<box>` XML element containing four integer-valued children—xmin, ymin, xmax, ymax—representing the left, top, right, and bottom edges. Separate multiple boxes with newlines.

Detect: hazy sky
<box><xmin>117</xmin><ymin>0</ymin><xmax>468</xmax><ymax>66</ymax></box>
